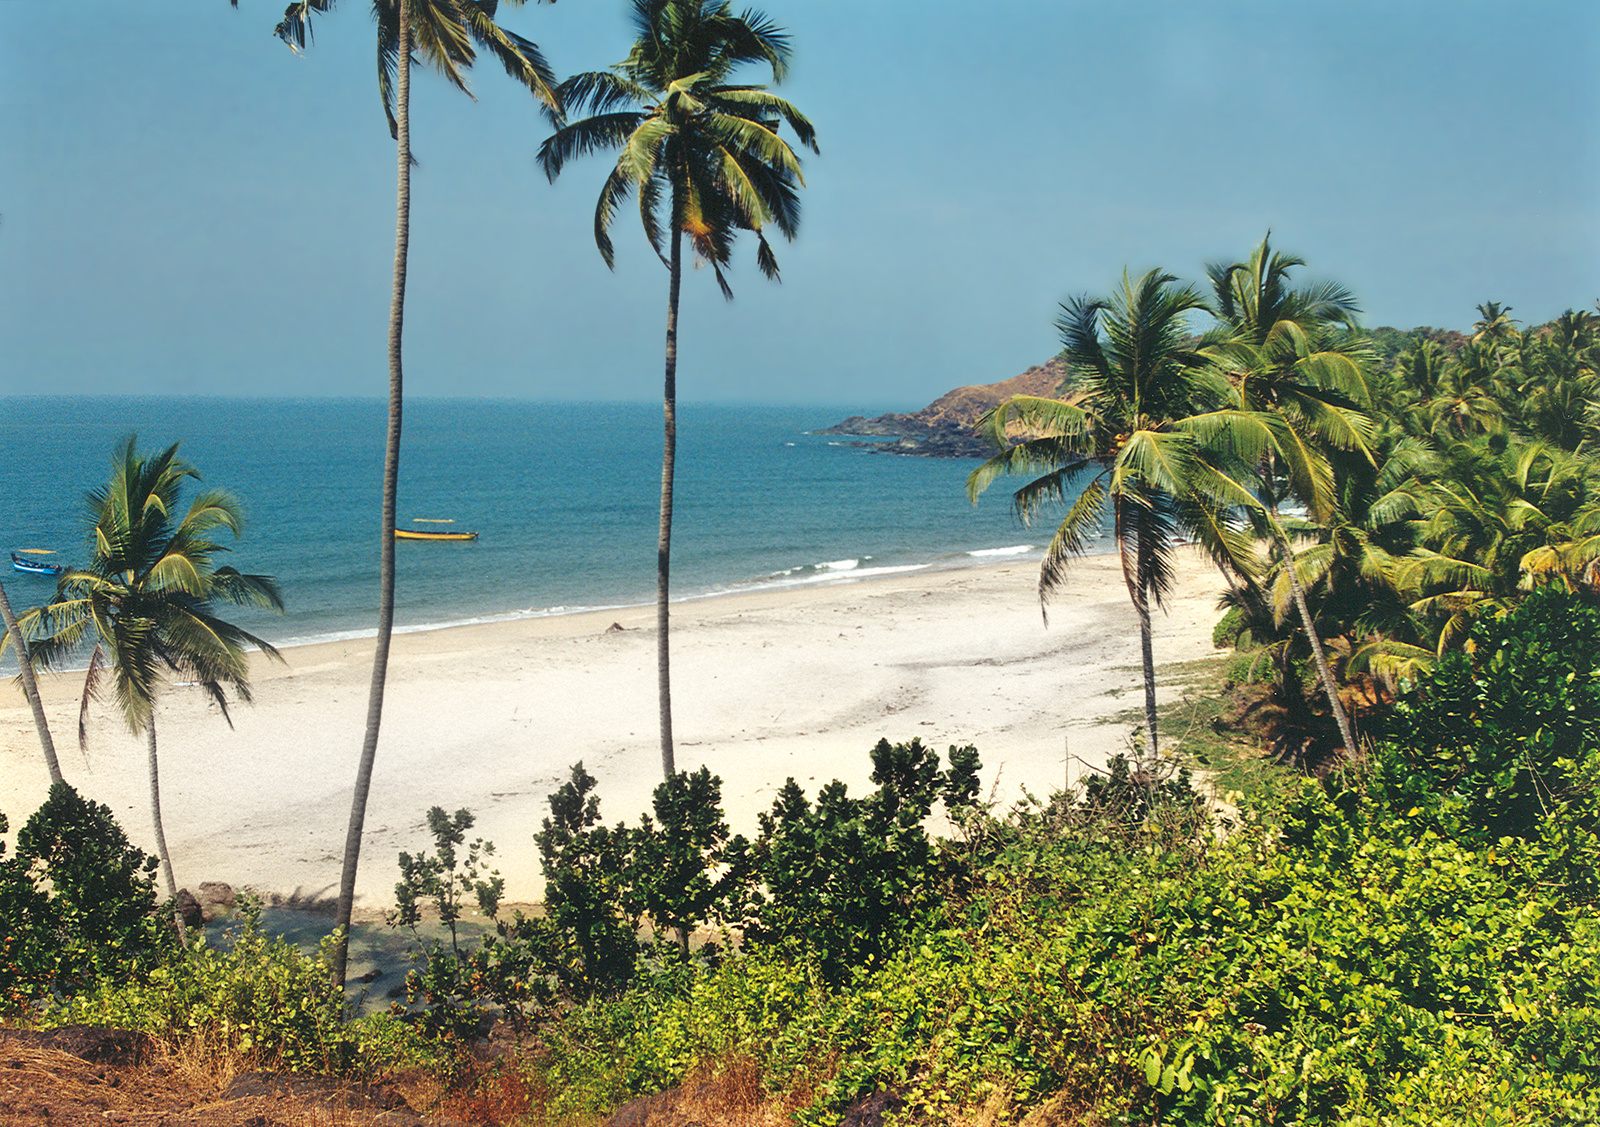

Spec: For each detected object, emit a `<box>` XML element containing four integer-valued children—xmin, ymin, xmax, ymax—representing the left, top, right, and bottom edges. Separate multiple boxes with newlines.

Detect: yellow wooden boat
<box><xmin>395</xmin><ymin>527</ymin><xmax>478</xmax><ymax>542</ymax></box>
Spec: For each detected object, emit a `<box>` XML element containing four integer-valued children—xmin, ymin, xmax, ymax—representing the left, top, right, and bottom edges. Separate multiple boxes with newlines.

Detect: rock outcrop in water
<box><xmin>815</xmin><ymin>358</ymin><xmax>1072</xmax><ymax>457</ymax></box>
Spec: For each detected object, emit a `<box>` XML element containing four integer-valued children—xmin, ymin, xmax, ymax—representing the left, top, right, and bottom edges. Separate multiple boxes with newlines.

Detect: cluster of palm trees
<box><xmin>972</xmin><ymin>236</ymin><xmax>1600</xmax><ymax>772</ymax></box>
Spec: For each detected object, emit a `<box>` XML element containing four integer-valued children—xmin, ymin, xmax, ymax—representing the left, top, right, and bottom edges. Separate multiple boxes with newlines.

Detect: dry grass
<box><xmin>0</xmin><ymin>1036</ymin><xmax>415</xmax><ymax>1126</ymax></box>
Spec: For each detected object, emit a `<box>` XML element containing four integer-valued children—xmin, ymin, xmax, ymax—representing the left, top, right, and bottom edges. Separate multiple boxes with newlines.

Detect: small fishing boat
<box><xmin>11</xmin><ymin>551</ymin><xmax>64</xmax><ymax>576</ymax></box>
<box><xmin>394</xmin><ymin>527</ymin><xmax>479</xmax><ymax>542</ymax></box>
<box><xmin>395</xmin><ymin>517</ymin><xmax>478</xmax><ymax>541</ymax></box>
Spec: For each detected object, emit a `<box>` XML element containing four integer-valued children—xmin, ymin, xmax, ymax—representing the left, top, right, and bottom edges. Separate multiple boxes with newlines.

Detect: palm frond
<box><xmin>966</xmin><ymin>435</ymin><xmax>1092</xmax><ymax>501</ymax></box>
<box><xmin>461</xmin><ymin>0</ymin><xmax>561</xmax><ymax>116</ymax></box>
<box><xmin>557</xmin><ymin>70</ymin><xmax>654</xmax><ymax>117</ymax></box>
<box><xmin>708</xmin><ymin>86</ymin><xmax>818</xmax><ymax>152</ymax></box>
<box><xmin>1113</xmin><ymin>430</ymin><xmax>1200</xmax><ymax>501</ymax></box>
<box><xmin>1036</xmin><ymin>476</ymin><xmax>1110</xmax><ymax>620</ymax></box>
<box><xmin>274</xmin><ymin>0</ymin><xmax>338</xmax><ymax>53</ymax></box>
<box><xmin>538</xmin><ymin>112</ymin><xmax>646</xmax><ymax>181</ymax></box>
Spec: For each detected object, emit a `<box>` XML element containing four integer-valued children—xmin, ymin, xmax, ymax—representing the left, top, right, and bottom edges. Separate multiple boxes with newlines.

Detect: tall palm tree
<box><xmin>538</xmin><ymin>0</ymin><xmax>817</xmax><ymax>778</ymax></box>
<box><xmin>0</xmin><ymin>578</ymin><xmax>63</xmax><ymax>785</ymax></box>
<box><xmin>19</xmin><ymin>440</ymin><xmax>283</xmax><ymax>938</ymax></box>
<box><xmin>968</xmin><ymin>270</ymin><xmax>1271</xmax><ymax>761</ymax></box>
<box><xmin>267</xmin><ymin>0</ymin><xmax>560</xmax><ymax>987</ymax></box>
<box><xmin>1202</xmin><ymin>235</ymin><xmax>1374</xmax><ymax>758</ymax></box>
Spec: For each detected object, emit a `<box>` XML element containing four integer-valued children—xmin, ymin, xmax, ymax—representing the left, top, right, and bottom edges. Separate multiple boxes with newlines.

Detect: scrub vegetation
<box><xmin>5</xmin><ymin>588</ymin><xmax>1600</xmax><ymax>1124</ymax></box>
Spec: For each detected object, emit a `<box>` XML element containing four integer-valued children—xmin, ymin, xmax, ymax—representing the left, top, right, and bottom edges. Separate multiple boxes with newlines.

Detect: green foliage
<box><xmin>48</xmin><ymin>899</ymin><xmax>406</xmax><ymax>1074</ymax></box>
<box><xmin>389</xmin><ymin>806</ymin><xmax>517</xmax><ymax>1037</ymax></box>
<box><xmin>535</xmin><ymin>762</ymin><xmax>638</xmax><ymax>997</ymax></box>
<box><xmin>0</xmin><ymin>783</ymin><xmax>168</xmax><ymax>1005</ymax></box>
<box><xmin>520</xmin><ymin>693</ymin><xmax>1600</xmax><ymax>1127</ymax></box>
<box><xmin>1371</xmin><ymin>586</ymin><xmax>1600</xmax><ymax>849</ymax></box>
<box><xmin>629</xmin><ymin>767</ymin><xmax>754</xmax><ymax>958</ymax></box>
<box><xmin>393</xmin><ymin>806</ymin><xmax>504</xmax><ymax>954</ymax></box>
<box><xmin>751</xmin><ymin>738</ymin><xmax>979</xmax><ymax>984</ymax></box>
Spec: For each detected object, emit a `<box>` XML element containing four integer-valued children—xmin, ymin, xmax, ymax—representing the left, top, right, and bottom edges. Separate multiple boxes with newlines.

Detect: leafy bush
<box><xmin>49</xmin><ymin>899</ymin><xmax>386</xmax><ymax>1074</ymax></box>
<box><xmin>534</xmin><ymin>762</ymin><xmax>639</xmax><ymax>996</ymax></box>
<box><xmin>1371</xmin><ymin>587</ymin><xmax>1600</xmax><ymax>847</ymax></box>
<box><xmin>390</xmin><ymin>806</ymin><xmax>531</xmax><ymax>1037</ymax></box>
<box><xmin>629</xmin><ymin>767</ymin><xmax>755</xmax><ymax>958</ymax></box>
<box><xmin>0</xmin><ymin>782</ymin><xmax>168</xmax><ymax>1004</ymax></box>
<box><xmin>519</xmin><ymin>710</ymin><xmax>1600</xmax><ymax>1127</ymax></box>
<box><xmin>750</xmin><ymin>738</ymin><xmax>980</xmax><ymax>984</ymax></box>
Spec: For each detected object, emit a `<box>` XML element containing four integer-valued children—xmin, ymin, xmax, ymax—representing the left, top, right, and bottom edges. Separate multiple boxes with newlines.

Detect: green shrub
<box><xmin>49</xmin><ymin>899</ymin><xmax>375</xmax><ymax>1074</ymax></box>
<box><xmin>0</xmin><ymin>783</ymin><xmax>168</xmax><ymax>1005</ymax></box>
<box><xmin>1371</xmin><ymin>587</ymin><xmax>1600</xmax><ymax>847</ymax></box>
<box><xmin>750</xmin><ymin>738</ymin><xmax>980</xmax><ymax>984</ymax></box>
<box><xmin>535</xmin><ymin>762</ymin><xmax>638</xmax><ymax>997</ymax></box>
<box><xmin>630</xmin><ymin>767</ymin><xmax>755</xmax><ymax>959</ymax></box>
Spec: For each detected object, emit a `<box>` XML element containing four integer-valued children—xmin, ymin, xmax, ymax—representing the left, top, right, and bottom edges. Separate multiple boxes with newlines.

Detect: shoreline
<box><xmin>0</xmin><ymin>550</ymin><xmax>1226</xmax><ymax>911</ymax></box>
<box><xmin>225</xmin><ymin>539</ymin><xmax>1061</xmax><ymax>654</ymax></box>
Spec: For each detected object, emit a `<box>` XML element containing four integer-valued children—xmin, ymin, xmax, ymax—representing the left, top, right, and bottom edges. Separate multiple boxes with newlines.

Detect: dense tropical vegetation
<box><xmin>973</xmin><ymin>239</ymin><xmax>1600</xmax><ymax>778</ymax></box>
<box><xmin>6</xmin><ymin>585</ymin><xmax>1600</xmax><ymax>1123</ymax></box>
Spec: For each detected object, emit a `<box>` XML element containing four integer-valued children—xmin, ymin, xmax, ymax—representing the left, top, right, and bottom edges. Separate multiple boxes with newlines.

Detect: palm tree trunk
<box><xmin>1116</xmin><ymin>502</ymin><xmax>1160</xmax><ymax>761</ymax></box>
<box><xmin>332</xmin><ymin>2</ymin><xmax>410</xmax><ymax>991</ymax></box>
<box><xmin>0</xmin><ymin>578</ymin><xmax>62</xmax><ymax>785</ymax></box>
<box><xmin>1275</xmin><ymin>526</ymin><xmax>1359</xmax><ymax>759</ymax></box>
<box><xmin>1135</xmin><ymin>582</ymin><xmax>1160</xmax><ymax>760</ymax></box>
<box><xmin>147</xmin><ymin>715</ymin><xmax>187</xmax><ymax>945</ymax></box>
<box><xmin>657</xmin><ymin>226</ymin><xmax>682</xmax><ymax>780</ymax></box>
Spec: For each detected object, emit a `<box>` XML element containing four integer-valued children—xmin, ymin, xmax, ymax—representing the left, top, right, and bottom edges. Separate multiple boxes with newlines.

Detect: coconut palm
<box><xmin>19</xmin><ymin>440</ymin><xmax>283</xmax><ymax>938</ymax></box>
<box><xmin>267</xmin><ymin>0</ymin><xmax>560</xmax><ymax>987</ymax></box>
<box><xmin>1201</xmin><ymin>235</ymin><xmax>1375</xmax><ymax>758</ymax></box>
<box><xmin>0</xmin><ymin>578</ymin><xmax>63</xmax><ymax>785</ymax></box>
<box><xmin>1471</xmin><ymin>300</ymin><xmax>1521</xmax><ymax>349</ymax></box>
<box><xmin>968</xmin><ymin>269</ymin><xmax>1275</xmax><ymax>760</ymax></box>
<box><xmin>1513</xmin><ymin>312</ymin><xmax>1600</xmax><ymax>452</ymax></box>
<box><xmin>1426</xmin><ymin>340</ymin><xmax>1513</xmax><ymax>439</ymax></box>
<box><xmin>538</xmin><ymin>0</ymin><xmax>817</xmax><ymax>778</ymax></box>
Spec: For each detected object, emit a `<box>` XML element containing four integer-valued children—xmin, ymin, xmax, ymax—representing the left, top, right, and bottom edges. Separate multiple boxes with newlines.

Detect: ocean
<box><xmin>0</xmin><ymin>397</ymin><xmax>1085</xmax><ymax>652</ymax></box>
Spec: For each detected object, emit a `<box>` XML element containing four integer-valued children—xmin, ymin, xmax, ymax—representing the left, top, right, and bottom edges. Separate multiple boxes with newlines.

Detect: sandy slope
<box><xmin>0</xmin><ymin>549</ymin><xmax>1225</xmax><ymax>909</ymax></box>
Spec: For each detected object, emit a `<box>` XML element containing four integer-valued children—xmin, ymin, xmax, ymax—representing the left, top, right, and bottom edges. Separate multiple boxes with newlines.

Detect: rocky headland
<box><xmin>815</xmin><ymin>357</ymin><xmax>1071</xmax><ymax>457</ymax></box>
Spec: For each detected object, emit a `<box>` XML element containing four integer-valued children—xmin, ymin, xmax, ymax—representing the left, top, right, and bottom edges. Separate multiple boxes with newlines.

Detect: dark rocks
<box><xmin>174</xmin><ymin>888</ymin><xmax>205</xmax><ymax>928</ymax></box>
<box><xmin>815</xmin><ymin>360</ymin><xmax>1071</xmax><ymax>458</ymax></box>
<box><xmin>835</xmin><ymin>1087</ymin><xmax>905</xmax><ymax>1127</ymax></box>
<box><xmin>196</xmin><ymin>880</ymin><xmax>237</xmax><ymax>922</ymax></box>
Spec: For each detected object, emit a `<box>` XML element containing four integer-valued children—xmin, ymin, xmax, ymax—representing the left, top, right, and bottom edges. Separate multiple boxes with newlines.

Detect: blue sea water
<box><xmin>0</xmin><ymin>397</ymin><xmax>1083</xmax><ymax>650</ymax></box>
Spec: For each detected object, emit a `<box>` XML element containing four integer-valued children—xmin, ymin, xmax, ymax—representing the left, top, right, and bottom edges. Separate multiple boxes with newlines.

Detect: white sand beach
<box><xmin>0</xmin><ymin>550</ymin><xmax>1225</xmax><ymax>912</ymax></box>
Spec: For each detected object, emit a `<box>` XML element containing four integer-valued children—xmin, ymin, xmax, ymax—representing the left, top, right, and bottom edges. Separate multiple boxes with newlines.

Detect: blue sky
<box><xmin>2</xmin><ymin>0</ymin><xmax>1596</xmax><ymax>405</ymax></box>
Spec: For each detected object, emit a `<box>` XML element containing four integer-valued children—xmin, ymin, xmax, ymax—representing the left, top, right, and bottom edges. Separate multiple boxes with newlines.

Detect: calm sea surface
<box><xmin>0</xmin><ymin>397</ymin><xmax>1096</xmax><ymax>650</ymax></box>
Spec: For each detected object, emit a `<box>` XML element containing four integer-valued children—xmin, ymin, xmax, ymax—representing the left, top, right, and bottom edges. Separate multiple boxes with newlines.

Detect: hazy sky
<box><xmin>2</xmin><ymin>0</ymin><xmax>1597</xmax><ymax>405</ymax></box>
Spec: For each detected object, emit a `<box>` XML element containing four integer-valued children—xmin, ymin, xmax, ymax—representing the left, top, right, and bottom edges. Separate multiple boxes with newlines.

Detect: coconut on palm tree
<box><xmin>267</xmin><ymin>0</ymin><xmax>560</xmax><ymax>987</ymax></box>
<box><xmin>538</xmin><ymin>0</ymin><xmax>817</xmax><ymax>778</ymax></box>
<box><xmin>968</xmin><ymin>269</ymin><xmax>1273</xmax><ymax>761</ymax></box>
<box><xmin>19</xmin><ymin>439</ymin><xmax>283</xmax><ymax>937</ymax></box>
